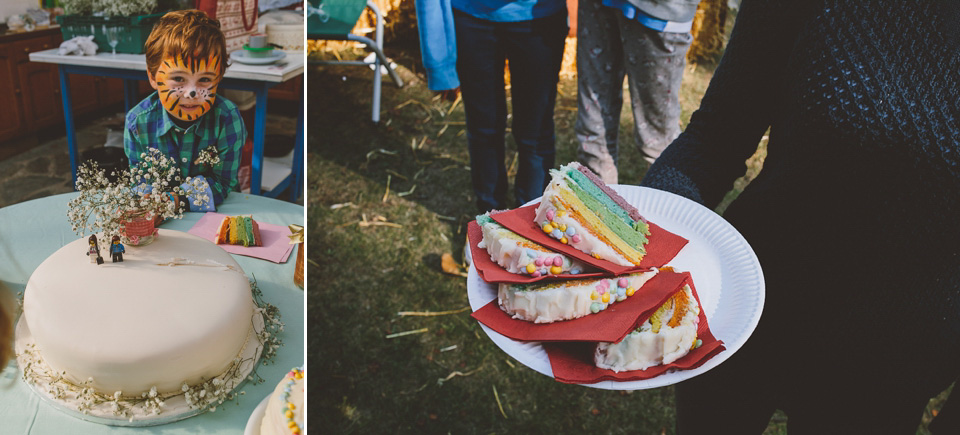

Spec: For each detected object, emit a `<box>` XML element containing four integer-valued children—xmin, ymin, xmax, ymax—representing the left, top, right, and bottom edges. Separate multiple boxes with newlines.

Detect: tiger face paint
<box><xmin>149</xmin><ymin>53</ymin><xmax>222</xmax><ymax>122</ymax></box>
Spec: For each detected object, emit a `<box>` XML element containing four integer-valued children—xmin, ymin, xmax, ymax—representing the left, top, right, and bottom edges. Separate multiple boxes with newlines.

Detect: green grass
<box><xmin>306</xmin><ymin>21</ymin><xmax>947</xmax><ymax>435</ymax></box>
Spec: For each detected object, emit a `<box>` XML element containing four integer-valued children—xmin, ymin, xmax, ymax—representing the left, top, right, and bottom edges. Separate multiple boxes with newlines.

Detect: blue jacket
<box><xmin>414</xmin><ymin>0</ymin><xmax>566</xmax><ymax>91</ymax></box>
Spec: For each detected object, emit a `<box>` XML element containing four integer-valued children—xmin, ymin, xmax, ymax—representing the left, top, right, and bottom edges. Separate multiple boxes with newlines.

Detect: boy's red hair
<box><xmin>144</xmin><ymin>10</ymin><xmax>228</xmax><ymax>77</ymax></box>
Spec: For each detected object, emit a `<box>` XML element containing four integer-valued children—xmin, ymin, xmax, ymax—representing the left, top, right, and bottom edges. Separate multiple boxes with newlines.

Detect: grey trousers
<box><xmin>575</xmin><ymin>0</ymin><xmax>693</xmax><ymax>183</ymax></box>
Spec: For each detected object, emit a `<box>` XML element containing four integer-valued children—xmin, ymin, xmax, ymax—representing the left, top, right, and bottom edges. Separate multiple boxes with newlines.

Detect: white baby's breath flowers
<box><xmin>67</xmin><ymin>148</ymin><xmax>212</xmax><ymax>240</ymax></box>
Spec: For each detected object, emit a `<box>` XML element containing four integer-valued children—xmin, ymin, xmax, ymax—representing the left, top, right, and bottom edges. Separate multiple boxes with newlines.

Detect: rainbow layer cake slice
<box><xmin>477</xmin><ymin>212</ymin><xmax>592</xmax><ymax>278</ymax></box>
<box><xmin>594</xmin><ymin>284</ymin><xmax>701</xmax><ymax>372</ymax></box>
<box><xmin>535</xmin><ymin>162</ymin><xmax>650</xmax><ymax>266</ymax></box>
<box><xmin>215</xmin><ymin>215</ymin><xmax>262</xmax><ymax>247</ymax></box>
<box><xmin>498</xmin><ymin>269</ymin><xmax>658</xmax><ymax>323</ymax></box>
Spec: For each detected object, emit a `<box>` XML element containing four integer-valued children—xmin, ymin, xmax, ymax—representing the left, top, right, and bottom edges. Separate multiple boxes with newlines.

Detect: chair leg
<box><xmin>347</xmin><ymin>34</ymin><xmax>404</xmax><ymax>88</ymax></box>
<box><xmin>370</xmin><ymin>0</ymin><xmax>382</xmax><ymax>123</ymax></box>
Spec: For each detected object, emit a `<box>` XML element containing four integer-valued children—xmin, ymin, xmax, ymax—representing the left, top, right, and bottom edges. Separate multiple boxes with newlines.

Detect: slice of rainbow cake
<box><xmin>535</xmin><ymin>162</ymin><xmax>650</xmax><ymax>266</ymax></box>
<box><xmin>215</xmin><ymin>215</ymin><xmax>263</xmax><ymax>247</ymax></box>
<box><xmin>476</xmin><ymin>212</ymin><xmax>592</xmax><ymax>278</ymax></box>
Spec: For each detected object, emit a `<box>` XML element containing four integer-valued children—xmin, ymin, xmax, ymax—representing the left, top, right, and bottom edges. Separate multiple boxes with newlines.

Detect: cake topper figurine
<box><xmin>110</xmin><ymin>236</ymin><xmax>125</xmax><ymax>263</ymax></box>
<box><xmin>87</xmin><ymin>235</ymin><xmax>104</xmax><ymax>265</ymax></box>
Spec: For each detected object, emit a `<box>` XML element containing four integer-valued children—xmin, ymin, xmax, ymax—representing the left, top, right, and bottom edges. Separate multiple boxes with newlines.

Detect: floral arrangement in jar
<box><xmin>67</xmin><ymin>147</ymin><xmax>210</xmax><ymax>246</ymax></box>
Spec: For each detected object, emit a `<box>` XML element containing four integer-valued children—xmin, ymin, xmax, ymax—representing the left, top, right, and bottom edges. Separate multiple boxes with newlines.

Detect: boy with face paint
<box><xmin>124</xmin><ymin>10</ymin><xmax>246</xmax><ymax>210</ymax></box>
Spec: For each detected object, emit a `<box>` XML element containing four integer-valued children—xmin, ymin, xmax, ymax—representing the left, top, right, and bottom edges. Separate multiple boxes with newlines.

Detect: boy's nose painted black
<box><xmin>189</xmin><ymin>90</ymin><xmax>196</xmax><ymax>98</ymax></box>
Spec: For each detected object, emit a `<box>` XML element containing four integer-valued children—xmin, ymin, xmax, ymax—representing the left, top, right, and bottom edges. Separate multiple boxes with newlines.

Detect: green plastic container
<box><xmin>57</xmin><ymin>13</ymin><xmax>164</xmax><ymax>54</ymax></box>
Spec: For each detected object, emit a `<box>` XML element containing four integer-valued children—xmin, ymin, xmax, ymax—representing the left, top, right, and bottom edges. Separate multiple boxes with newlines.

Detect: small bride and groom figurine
<box><xmin>87</xmin><ymin>235</ymin><xmax>124</xmax><ymax>264</ymax></box>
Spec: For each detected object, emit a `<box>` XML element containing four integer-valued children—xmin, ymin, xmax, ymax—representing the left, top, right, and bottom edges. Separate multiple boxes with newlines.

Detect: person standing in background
<box><xmin>576</xmin><ymin>0</ymin><xmax>700</xmax><ymax>184</ymax></box>
<box><xmin>415</xmin><ymin>0</ymin><xmax>570</xmax><ymax>213</ymax></box>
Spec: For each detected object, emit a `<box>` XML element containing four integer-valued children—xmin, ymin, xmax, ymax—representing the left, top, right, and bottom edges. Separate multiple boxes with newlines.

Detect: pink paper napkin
<box><xmin>188</xmin><ymin>212</ymin><xmax>294</xmax><ymax>263</ymax></box>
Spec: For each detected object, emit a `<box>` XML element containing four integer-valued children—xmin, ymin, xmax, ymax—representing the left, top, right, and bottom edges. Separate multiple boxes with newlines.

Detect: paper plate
<box><xmin>466</xmin><ymin>185</ymin><xmax>765</xmax><ymax>390</ymax></box>
<box><xmin>230</xmin><ymin>50</ymin><xmax>287</xmax><ymax>65</ymax></box>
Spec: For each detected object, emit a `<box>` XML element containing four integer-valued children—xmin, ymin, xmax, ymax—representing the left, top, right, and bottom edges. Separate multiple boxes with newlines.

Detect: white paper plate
<box><xmin>466</xmin><ymin>185</ymin><xmax>765</xmax><ymax>390</ymax></box>
<box><xmin>243</xmin><ymin>395</ymin><xmax>271</xmax><ymax>435</ymax></box>
<box><xmin>230</xmin><ymin>50</ymin><xmax>287</xmax><ymax>65</ymax></box>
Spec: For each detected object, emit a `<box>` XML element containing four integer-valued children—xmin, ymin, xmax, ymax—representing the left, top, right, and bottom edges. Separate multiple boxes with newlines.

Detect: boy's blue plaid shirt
<box><xmin>123</xmin><ymin>92</ymin><xmax>246</xmax><ymax>205</ymax></box>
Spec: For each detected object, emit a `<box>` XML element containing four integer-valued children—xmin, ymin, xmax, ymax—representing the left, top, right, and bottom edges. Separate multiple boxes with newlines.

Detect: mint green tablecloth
<box><xmin>0</xmin><ymin>193</ymin><xmax>304</xmax><ymax>434</ymax></box>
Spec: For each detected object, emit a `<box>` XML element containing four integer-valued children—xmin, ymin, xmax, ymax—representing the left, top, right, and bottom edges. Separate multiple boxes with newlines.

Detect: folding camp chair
<box><xmin>307</xmin><ymin>0</ymin><xmax>403</xmax><ymax>123</ymax></box>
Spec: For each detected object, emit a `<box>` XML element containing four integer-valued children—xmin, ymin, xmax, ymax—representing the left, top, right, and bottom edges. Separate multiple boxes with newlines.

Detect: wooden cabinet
<box><xmin>268</xmin><ymin>74</ymin><xmax>302</xmax><ymax>101</ymax></box>
<box><xmin>18</xmin><ymin>57</ymin><xmax>63</xmax><ymax>130</ymax></box>
<box><xmin>0</xmin><ymin>27</ymin><xmax>126</xmax><ymax>144</ymax></box>
<box><xmin>0</xmin><ymin>43</ymin><xmax>24</xmax><ymax>142</ymax></box>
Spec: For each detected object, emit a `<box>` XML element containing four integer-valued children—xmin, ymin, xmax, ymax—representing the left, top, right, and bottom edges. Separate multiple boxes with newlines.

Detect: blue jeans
<box><xmin>453</xmin><ymin>9</ymin><xmax>568</xmax><ymax>212</ymax></box>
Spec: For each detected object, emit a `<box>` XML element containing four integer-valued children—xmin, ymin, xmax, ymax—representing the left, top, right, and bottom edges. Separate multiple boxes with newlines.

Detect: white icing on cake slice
<box><xmin>594</xmin><ymin>284</ymin><xmax>700</xmax><ymax>372</ymax></box>
<box><xmin>498</xmin><ymin>269</ymin><xmax>658</xmax><ymax>323</ymax></box>
<box><xmin>477</xmin><ymin>214</ymin><xmax>591</xmax><ymax>277</ymax></box>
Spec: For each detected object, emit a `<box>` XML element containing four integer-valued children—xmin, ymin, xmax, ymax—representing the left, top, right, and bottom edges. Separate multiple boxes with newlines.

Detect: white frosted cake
<box><xmin>594</xmin><ymin>284</ymin><xmax>700</xmax><ymax>372</ymax></box>
<box><xmin>498</xmin><ymin>269</ymin><xmax>658</xmax><ymax>323</ymax></box>
<box><xmin>20</xmin><ymin>229</ymin><xmax>255</xmax><ymax>400</ymax></box>
<box><xmin>260</xmin><ymin>367</ymin><xmax>304</xmax><ymax>435</ymax></box>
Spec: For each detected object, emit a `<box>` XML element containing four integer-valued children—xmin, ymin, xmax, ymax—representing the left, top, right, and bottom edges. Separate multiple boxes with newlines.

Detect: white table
<box><xmin>29</xmin><ymin>49</ymin><xmax>305</xmax><ymax>200</ymax></box>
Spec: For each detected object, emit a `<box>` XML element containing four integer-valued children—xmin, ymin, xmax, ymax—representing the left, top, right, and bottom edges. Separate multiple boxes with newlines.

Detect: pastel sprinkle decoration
<box><xmin>618</xmin><ymin>278</ymin><xmax>628</xmax><ymax>288</ymax></box>
<box><xmin>526</xmin><ymin>263</ymin><xmax>536</xmax><ymax>274</ymax></box>
<box><xmin>552</xmin><ymin>257</ymin><xmax>563</xmax><ymax>267</ymax></box>
<box><xmin>279</xmin><ymin>367</ymin><xmax>303</xmax><ymax>435</ymax></box>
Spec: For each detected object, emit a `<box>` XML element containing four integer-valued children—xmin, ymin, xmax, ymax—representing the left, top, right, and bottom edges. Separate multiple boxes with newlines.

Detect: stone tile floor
<box><xmin>0</xmin><ymin>110</ymin><xmax>302</xmax><ymax>208</ymax></box>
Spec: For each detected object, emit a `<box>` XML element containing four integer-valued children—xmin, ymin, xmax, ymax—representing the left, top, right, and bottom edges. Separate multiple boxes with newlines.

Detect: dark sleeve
<box><xmin>640</xmin><ymin>0</ymin><xmax>815</xmax><ymax>209</ymax></box>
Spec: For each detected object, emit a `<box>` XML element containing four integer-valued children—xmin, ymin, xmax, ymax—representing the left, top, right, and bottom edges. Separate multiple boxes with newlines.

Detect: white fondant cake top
<box><xmin>23</xmin><ymin>229</ymin><xmax>254</xmax><ymax>395</ymax></box>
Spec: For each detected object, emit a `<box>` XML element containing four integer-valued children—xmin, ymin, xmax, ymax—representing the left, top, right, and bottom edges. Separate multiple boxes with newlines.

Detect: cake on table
<box><xmin>535</xmin><ymin>162</ymin><xmax>650</xmax><ymax>266</ymax></box>
<box><xmin>260</xmin><ymin>367</ymin><xmax>305</xmax><ymax>435</ymax></box>
<box><xmin>594</xmin><ymin>284</ymin><xmax>701</xmax><ymax>372</ymax></box>
<box><xmin>477</xmin><ymin>212</ymin><xmax>592</xmax><ymax>278</ymax></box>
<box><xmin>17</xmin><ymin>229</ymin><xmax>272</xmax><ymax>422</ymax></box>
<box><xmin>498</xmin><ymin>269</ymin><xmax>659</xmax><ymax>323</ymax></box>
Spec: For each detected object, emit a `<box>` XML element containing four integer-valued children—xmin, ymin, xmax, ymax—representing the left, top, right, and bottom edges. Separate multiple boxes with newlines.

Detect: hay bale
<box><xmin>687</xmin><ymin>0</ymin><xmax>727</xmax><ymax>64</ymax></box>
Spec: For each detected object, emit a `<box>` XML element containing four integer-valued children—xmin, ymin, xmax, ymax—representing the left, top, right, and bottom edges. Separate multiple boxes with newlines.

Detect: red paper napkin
<box><xmin>544</xmin><ymin>273</ymin><xmax>726</xmax><ymax>384</ymax></box>
<box><xmin>471</xmin><ymin>271</ymin><xmax>690</xmax><ymax>343</ymax></box>
<box><xmin>491</xmin><ymin>204</ymin><xmax>688</xmax><ymax>276</ymax></box>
